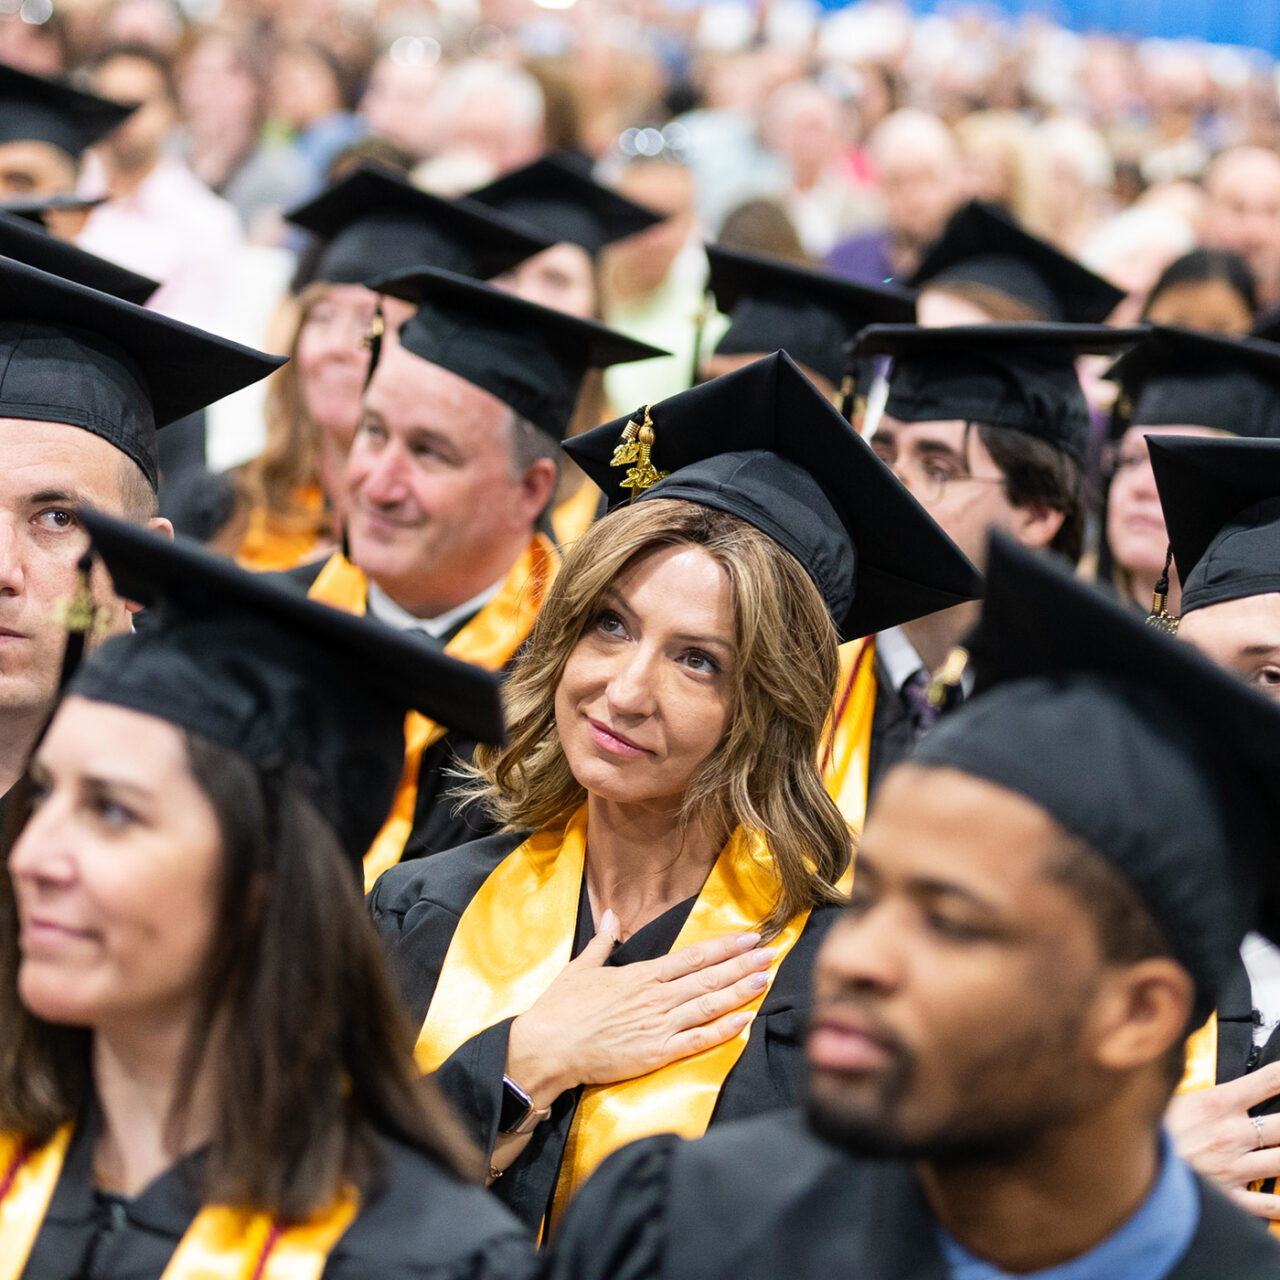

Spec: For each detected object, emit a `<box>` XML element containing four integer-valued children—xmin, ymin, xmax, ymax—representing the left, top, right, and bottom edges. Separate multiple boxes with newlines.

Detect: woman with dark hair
<box><xmin>1141</xmin><ymin>248</ymin><xmax>1257</xmax><ymax>334</ymax></box>
<box><xmin>0</xmin><ymin>513</ymin><xmax>537</xmax><ymax>1278</ymax></box>
<box><xmin>369</xmin><ymin>353</ymin><xmax>981</xmax><ymax>1234</ymax></box>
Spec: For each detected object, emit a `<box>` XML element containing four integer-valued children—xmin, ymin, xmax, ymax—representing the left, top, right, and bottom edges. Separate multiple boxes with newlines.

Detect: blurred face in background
<box><xmin>93</xmin><ymin>53</ymin><xmax>176</xmax><ymax>173</ymax></box>
<box><xmin>1143</xmin><ymin>277</ymin><xmax>1253</xmax><ymax>334</ymax></box>
<box><xmin>604</xmin><ymin>161</ymin><xmax>692</xmax><ymax>297</ymax></box>
<box><xmin>359</xmin><ymin>52</ymin><xmax>439</xmax><ymax>160</ymax></box>
<box><xmin>1203</xmin><ymin>149</ymin><xmax>1280</xmax><ymax>297</ymax></box>
<box><xmin>179</xmin><ymin>34</ymin><xmax>261</xmax><ymax>142</ymax></box>
<box><xmin>493</xmin><ymin>243</ymin><xmax>598</xmax><ymax>319</ymax></box>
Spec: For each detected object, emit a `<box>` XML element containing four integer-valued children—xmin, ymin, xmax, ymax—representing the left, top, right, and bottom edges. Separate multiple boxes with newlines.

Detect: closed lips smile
<box><xmin>586</xmin><ymin>717</ymin><xmax>652</xmax><ymax>757</ymax></box>
<box><xmin>808</xmin><ymin>1012</ymin><xmax>895</xmax><ymax>1072</ymax></box>
<box><xmin>21</xmin><ymin>917</ymin><xmax>94</xmax><ymax>948</ymax></box>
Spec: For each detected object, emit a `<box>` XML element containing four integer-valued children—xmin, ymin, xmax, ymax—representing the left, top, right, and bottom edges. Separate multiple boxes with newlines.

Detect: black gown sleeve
<box><xmin>542</xmin><ymin>1136</ymin><xmax>677</xmax><ymax>1280</ymax></box>
<box><xmin>400</xmin><ymin>733</ymin><xmax>501</xmax><ymax>864</ymax></box>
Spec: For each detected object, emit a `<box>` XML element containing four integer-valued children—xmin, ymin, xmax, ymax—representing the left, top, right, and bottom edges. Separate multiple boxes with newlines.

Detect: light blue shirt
<box><xmin>935</xmin><ymin>1134</ymin><xmax>1199</xmax><ymax>1280</ymax></box>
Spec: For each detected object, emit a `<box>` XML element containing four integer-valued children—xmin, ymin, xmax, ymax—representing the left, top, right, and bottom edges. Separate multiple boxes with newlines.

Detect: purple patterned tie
<box><xmin>901</xmin><ymin>669</ymin><xmax>941</xmax><ymax>743</ymax></box>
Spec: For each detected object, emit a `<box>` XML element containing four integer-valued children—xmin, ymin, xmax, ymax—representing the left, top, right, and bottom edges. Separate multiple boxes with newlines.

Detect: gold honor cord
<box><xmin>414</xmin><ymin>805</ymin><xmax>854</xmax><ymax>1226</ymax></box>
<box><xmin>818</xmin><ymin>636</ymin><xmax>878</xmax><ymax>833</ymax></box>
<box><xmin>0</xmin><ymin>1125</ymin><xmax>358</xmax><ymax>1280</ymax></box>
<box><xmin>308</xmin><ymin>535</ymin><xmax>560</xmax><ymax>892</ymax></box>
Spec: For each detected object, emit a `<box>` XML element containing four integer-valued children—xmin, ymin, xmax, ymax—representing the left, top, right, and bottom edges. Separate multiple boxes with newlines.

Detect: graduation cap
<box><xmin>0</xmin><ymin>208</ymin><xmax>157</xmax><ymax>305</ymax></box>
<box><xmin>706</xmin><ymin>244</ymin><xmax>916</xmax><ymax>388</ymax></box>
<box><xmin>564</xmin><ymin>350</ymin><xmax>983</xmax><ymax>640</ymax></box>
<box><xmin>1148</xmin><ymin>434</ymin><xmax>1280</xmax><ymax>617</ymax></box>
<box><xmin>1104</xmin><ymin>326</ymin><xmax>1280</xmax><ymax>441</ymax></box>
<box><xmin>0</xmin><ymin>254</ymin><xmax>284</xmax><ymax>489</ymax></box>
<box><xmin>914</xmin><ymin>532</ymin><xmax>1280</xmax><ymax>1026</ymax></box>
<box><xmin>0</xmin><ymin>62</ymin><xmax>137</xmax><ymax>160</ymax></box>
<box><xmin>909</xmin><ymin>200</ymin><xmax>1124</xmax><ymax>324</ymax></box>
<box><xmin>857</xmin><ymin>322</ymin><xmax>1149</xmax><ymax>464</ymax></box>
<box><xmin>469</xmin><ymin>152</ymin><xmax>664</xmax><ymax>257</ymax></box>
<box><xmin>0</xmin><ymin>193</ymin><xmax>106</xmax><ymax>227</ymax></box>
<box><xmin>285</xmin><ymin>164</ymin><xmax>553</xmax><ymax>288</ymax></box>
<box><xmin>371</xmin><ymin>265</ymin><xmax>669</xmax><ymax>441</ymax></box>
<box><xmin>70</xmin><ymin>510</ymin><xmax>505</xmax><ymax>867</ymax></box>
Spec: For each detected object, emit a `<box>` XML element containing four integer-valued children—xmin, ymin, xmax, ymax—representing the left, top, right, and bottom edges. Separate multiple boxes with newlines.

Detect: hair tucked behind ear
<box><xmin>0</xmin><ymin>733</ymin><xmax>484</xmax><ymax>1217</ymax></box>
<box><xmin>465</xmin><ymin>498</ymin><xmax>852</xmax><ymax>937</ymax></box>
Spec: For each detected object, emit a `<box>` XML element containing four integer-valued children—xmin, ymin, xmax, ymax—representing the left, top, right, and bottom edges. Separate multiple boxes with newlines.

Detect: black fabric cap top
<box><xmin>707</xmin><ymin>244</ymin><xmax>916</xmax><ymax>386</ymax></box>
<box><xmin>0</xmin><ymin>209</ymin><xmax>157</xmax><ymax>305</ymax></box>
<box><xmin>0</xmin><ymin>62</ymin><xmax>137</xmax><ymax>158</ymax></box>
<box><xmin>72</xmin><ymin>511</ymin><xmax>506</xmax><ymax>867</ymax></box>
<box><xmin>1148</xmin><ymin>434</ymin><xmax>1280</xmax><ymax>615</ymax></box>
<box><xmin>913</xmin><ymin>533</ymin><xmax>1280</xmax><ymax>1026</ymax></box>
<box><xmin>910</xmin><ymin>200</ymin><xmax>1124</xmax><ymax>324</ymax></box>
<box><xmin>0</xmin><ymin>194</ymin><xmax>106</xmax><ymax>227</ymax></box>
<box><xmin>858</xmin><ymin>322</ymin><xmax>1149</xmax><ymax>463</ymax></box>
<box><xmin>1104</xmin><ymin>326</ymin><xmax>1280</xmax><ymax>440</ymax></box>
<box><xmin>285</xmin><ymin>165</ymin><xmax>553</xmax><ymax>288</ymax></box>
<box><xmin>470</xmin><ymin>152</ymin><xmax>663</xmax><ymax>257</ymax></box>
<box><xmin>0</xmin><ymin>254</ymin><xmax>284</xmax><ymax>489</ymax></box>
<box><xmin>372</xmin><ymin>266</ymin><xmax>669</xmax><ymax>440</ymax></box>
<box><xmin>564</xmin><ymin>350</ymin><xmax>983</xmax><ymax>640</ymax></box>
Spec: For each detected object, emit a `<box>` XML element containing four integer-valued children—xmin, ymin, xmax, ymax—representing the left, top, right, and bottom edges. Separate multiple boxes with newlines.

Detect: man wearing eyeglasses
<box><xmin>840</xmin><ymin>324</ymin><xmax>1146</xmax><ymax>792</ymax></box>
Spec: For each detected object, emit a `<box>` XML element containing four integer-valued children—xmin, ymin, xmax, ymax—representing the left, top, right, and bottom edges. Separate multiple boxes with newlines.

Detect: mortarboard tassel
<box><xmin>361</xmin><ymin>306</ymin><xmax>385</xmax><ymax>389</ymax></box>
<box><xmin>614</xmin><ymin>405</ymin><xmax>668</xmax><ymax>499</ymax></box>
<box><xmin>54</xmin><ymin>549</ymin><xmax>108</xmax><ymax>688</ymax></box>
<box><xmin>925</xmin><ymin>646</ymin><xmax>970</xmax><ymax>710</ymax></box>
<box><xmin>1146</xmin><ymin>544</ymin><xmax>1180</xmax><ymax>635</ymax></box>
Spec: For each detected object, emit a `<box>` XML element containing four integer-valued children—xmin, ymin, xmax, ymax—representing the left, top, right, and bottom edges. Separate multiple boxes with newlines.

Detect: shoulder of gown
<box><xmin>547</xmin><ymin>1110</ymin><xmax>940</xmax><ymax>1280</ymax></box>
<box><xmin>324</xmin><ymin>1132</ymin><xmax>538</xmax><ymax>1280</ymax></box>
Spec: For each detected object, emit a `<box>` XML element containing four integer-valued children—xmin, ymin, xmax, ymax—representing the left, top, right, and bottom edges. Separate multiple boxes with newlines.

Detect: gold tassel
<box><xmin>620</xmin><ymin>411</ymin><xmax>669</xmax><ymax>498</ymax></box>
<box><xmin>925</xmin><ymin>646</ymin><xmax>969</xmax><ymax>709</ymax></box>
<box><xmin>53</xmin><ymin>555</ymin><xmax>110</xmax><ymax>638</ymax></box>
<box><xmin>610</xmin><ymin>407</ymin><xmax>645</xmax><ymax>467</ymax></box>
<box><xmin>360</xmin><ymin>310</ymin><xmax>385</xmax><ymax>350</ymax></box>
<box><xmin>1145</xmin><ymin>545</ymin><xmax>1180</xmax><ymax>635</ymax></box>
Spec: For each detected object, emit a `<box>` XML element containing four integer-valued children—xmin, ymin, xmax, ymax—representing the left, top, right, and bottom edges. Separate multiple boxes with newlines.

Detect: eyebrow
<box><xmin>26</xmin><ymin>488</ymin><xmax>84</xmax><ymax>506</ymax></box>
<box><xmin>602</xmin><ymin>589</ymin><xmax>735</xmax><ymax>654</ymax></box>
<box><xmin>1238</xmin><ymin>644</ymin><xmax>1280</xmax><ymax>658</ymax></box>
<box><xmin>854</xmin><ymin>853</ymin><xmax>1001</xmax><ymax>914</ymax></box>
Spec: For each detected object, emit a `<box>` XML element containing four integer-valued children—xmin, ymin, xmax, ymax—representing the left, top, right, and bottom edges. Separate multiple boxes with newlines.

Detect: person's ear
<box><xmin>1009</xmin><ymin>501</ymin><xmax>1066</xmax><ymax>552</ymax></box>
<box><xmin>1089</xmin><ymin>957</ymin><xmax>1195</xmax><ymax>1073</ymax></box>
<box><xmin>122</xmin><ymin>516</ymin><xmax>175</xmax><ymax>615</ymax></box>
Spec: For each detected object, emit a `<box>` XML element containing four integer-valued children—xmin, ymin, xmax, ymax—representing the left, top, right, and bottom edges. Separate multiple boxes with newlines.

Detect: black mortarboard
<box><xmin>564</xmin><ymin>350</ymin><xmax>983</xmax><ymax>640</ymax></box>
<box><xmin>910</xmin><ymin>200</ymin><xmax>1124</xmax><ymax>324</ymax></box>
<box><xmin>285</xmin><ymin>164</ymin><xmax>552</xmax><ymax>288</ymax></box>
<box><xmin>1104</xmin><ymin>326</ymin><xmax>1280</xmax><ymax>440</ymax></box>
<box><xmin>914</xmin><ymin>532</ymin><xmax>1280</xmax><ymax>1025</ymax></box>
<box><xmin>1148</xmin><ymin>434</ymin><xmax>1280</xmax><ymax>616</ymax></box>
<box><xmin>706</xmin><ymin>244</ymin><xmax>916</xmax><ymax>387</ymax></box>
<box><xmin>858</xmin><ymin>322</ymin><xmax>1148</xmax><ymax>463</ymax></box>
<box><xmin>0</xmin><ymin>255</ymin><xmax>284</xmax><ymax>490</ymax></box>
<box><xmin>0</xmin><ymin>63</ymin><xmax>136</xmax><ymax>159</ymax></box>
<box><xmin>72</xmin><ymin>511</ymin><xmax>505</xmax><ymax>867</ymax></box>
<box><xmin>0</xmin><ymin>193</ymin><xmax>106</xmax><ymax>227</ymax></box>
<box><xmin>372</xmin><ymin>266</ymin><xmax>669</xmax><ymax>441</ymax></box>
<box><xmin>0</xmin><ymin>209</ymin><xmax>157</xmax><ymax>304</ymax></box>
<box><xmin>469</xmin><ymin>152</ymin><xmax>663</xmax><ymax>257</ymax></box>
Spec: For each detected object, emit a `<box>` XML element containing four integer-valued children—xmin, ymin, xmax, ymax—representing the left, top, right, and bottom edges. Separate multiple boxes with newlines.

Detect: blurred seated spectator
<box><xmin>716</xmin><ymin>197</ymin><xmax>810</xmax><ymax>265</ymax></box>
<box><xmin>177</xmin><ymin>28</ymin><xmax>311</xmax><ymax>242</ymax></box>
<box><xmin>1079</xmin><ymin>203</ymin><xmax>1196</xmax><ymax>326</ymax></box>
<box><xmin>1201</xmin><ymin>145</ymin><xmax>1280</xmax><ymax>310</ymax></box>
<box><xmin>267</xmin><ymin>39</ymin><xmax>365</xmax><ymax>197</ymax></box>
<box><xmin>1141</xmin><ymin>249</ymin><xmax>1257</xmax><ymax>335</ymax></box>
<box><xmin>0</xmin><ymin>10</ymin><xmax>70</xmax><ymax>76</ymax></box>
<box><xmin>825</xmin><ymin>108</ymin><xmax>963</xmax><ymax>285</ymax></box>
<box><xmin>955</xmin><ymin>110</ymin><xmax>1042</xmax><ymax>231</ymax></box>
<box><xmin>359</xmin><ymin>38</ymin><xmax>441</xmax><ymax>163</ymax></box>
<box><xmin>1034</xmin><ymin>116</ymin><xmax>1115</xmax><ymax>255</ymax></box>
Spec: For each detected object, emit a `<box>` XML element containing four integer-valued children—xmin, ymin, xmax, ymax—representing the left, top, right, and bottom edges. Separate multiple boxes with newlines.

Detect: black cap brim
<box><xmin>0</xmin><ymin>63</ymin><xmax>136</xmax><ymax>157</ymax></box>
<box><xmin>0</xmin><ymin>209</ymin><xmax>157</xmax><ymax>305</ymax></box>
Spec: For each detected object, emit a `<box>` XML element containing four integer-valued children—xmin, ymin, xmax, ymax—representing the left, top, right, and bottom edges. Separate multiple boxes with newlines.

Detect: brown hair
<box><xmin>229</xmin><ymin>283</ymin><xmax>335</xmax><ymax>544</ymax></box>
<box><xmin>470</xmin><ymin>498</ymin><xmax>852</xmax><ymax>937</ymax></box>
<box><xmin>977</xmin><ymin>423</ymin><xmax>1087</xmax><ymax>563</ymax></box>
<box><xmin>926</xmin><ymin>279</ymin><xmax>1048</xmax><ymax>323</ymax></box>
<box><xmin>0</xmin><ymin>732</ymin><xmax>482</xmax><ymax>1217</ymax></box>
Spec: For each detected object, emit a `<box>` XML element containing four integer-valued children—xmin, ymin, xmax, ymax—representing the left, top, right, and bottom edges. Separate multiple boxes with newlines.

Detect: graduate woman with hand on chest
<box><xmin>368</xmin><ymin>352</ymin><xmax>981</xmax><ymax>1234</ymax></box>
<box><xmin>0</xmin><ymin>513</ymin><xmax>537</xmax><ymax>1280</ymax></box>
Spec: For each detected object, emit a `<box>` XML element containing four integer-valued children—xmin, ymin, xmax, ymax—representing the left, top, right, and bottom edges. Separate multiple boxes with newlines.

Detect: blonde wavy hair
<box><xmin>471</xmin><ymin>498</ymin><xmax>852</xmax><ymax>937</ymax></box>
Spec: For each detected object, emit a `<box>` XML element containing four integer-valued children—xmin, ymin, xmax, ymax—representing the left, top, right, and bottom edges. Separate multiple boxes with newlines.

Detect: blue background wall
<box><xmin>896</xmin><ymin>1</ymin><xmax>1280</xmax><ymax>54</ymax></box>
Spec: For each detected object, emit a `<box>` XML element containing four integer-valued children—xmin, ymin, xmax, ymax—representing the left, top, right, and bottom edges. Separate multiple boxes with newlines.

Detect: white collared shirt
<box><xmin>875</xmin><ymin>625</ymin><xmax>975</xmax><ymax>699</ymax></box>
<box><xmin>366</xmin><ymin>577</ymin><xmax>504</xmax><ymax>639</ymax></box>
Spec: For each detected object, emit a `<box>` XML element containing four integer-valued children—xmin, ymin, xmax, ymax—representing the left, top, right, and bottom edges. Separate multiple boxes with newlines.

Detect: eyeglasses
<box><xmin>887</xmin><ymin>452</ymin><xmax>1008</xmax><ymax>505</ymax></box>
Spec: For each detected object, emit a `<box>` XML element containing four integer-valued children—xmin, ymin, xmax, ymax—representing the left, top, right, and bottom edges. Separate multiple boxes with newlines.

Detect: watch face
<box><xmin>499</xmin><ymin>1077</ymin><xmax>534</xmax><ymax>1134</ymax></box>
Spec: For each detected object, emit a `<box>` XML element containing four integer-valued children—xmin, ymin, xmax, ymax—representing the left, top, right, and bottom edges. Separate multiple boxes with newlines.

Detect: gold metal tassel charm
<box><xmin>620</xmin><ymin>412</ymin><xmax>669</xmax><ymax>498</ymax></box>
<box><xmin>53</xmin><ymin>556</ymin><xmax>110</xmax><ymax>638</ymax></box>
<box><xmin>360</xmin><ymin>310</ymin><xmax>385</xmax><ymax>351</ymax></box>
<box><xmin>1145</xmin><ymin>545</ymin><xmax>1180</xmax><ymax>635</ymax></box>
<box><xmin>609</xmin><ymin>408</ymin><xmax>644</xmax><ymax>467</ymax></box>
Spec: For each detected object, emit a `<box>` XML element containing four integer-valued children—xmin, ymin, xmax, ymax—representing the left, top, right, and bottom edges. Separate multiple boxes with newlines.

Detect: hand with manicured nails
<box><xmin>1167</xmin><ymin>1062</ymin><xmax>1280</xmax><ymax>1220</ymax></box>
<box><xmin>505</xmin><ymin>911</ymin><xmax>774</xmax><ymax>1108</ymax></box>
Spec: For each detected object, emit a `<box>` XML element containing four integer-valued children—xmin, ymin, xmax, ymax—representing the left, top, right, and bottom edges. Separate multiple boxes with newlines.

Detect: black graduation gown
<box><xmin>368</xmin><ymin>832</ymin><xmax>841</xmax><ymax>1232</ymax></box>
<box><xmin>866</xmin><ymin>654</ymin><xmax>913</xmax><ymax>800</ymax></box>
<box><xmin>278</xmin><ymin>559</ymin><xmax>504</xmax><ymax>862</ymax></box>
<box><xmin>20</xmin><ymin>1107</ymin><xmax>538</xmax><ymax>1280</ymax></box>
<box><xmin>1213</xmin><ymin>952</ymin><xmax>1280</xmax><ymax>1102</ymax></box>
<box><xmin>544</xmin><ymin>1109</ymin><xmax>1280</xmax><ymax>1280</ymax></box>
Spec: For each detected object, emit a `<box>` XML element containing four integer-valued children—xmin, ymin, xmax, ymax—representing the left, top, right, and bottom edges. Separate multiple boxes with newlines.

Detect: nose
<box><xmin>604</xmin><ymin>644</ymin><xmax>659</xmax><ymax>720</ymax></box>
<box><xmin>8</xmin><ymin>793</ymin><xmax>77</xmax><ymax>890</ymax></box>
<box><xmin>818</xmin><ymin>903</ymin><xmax>908</xmax><ymax>996</ymax></box>
<box><xmin>353</xmin><ymin>440</ymin><xmax>411</xmax><ymax>508</ymax></box>
<box><xmin>0</xmin><ymin>515</ymin><xmax>24</xmax><ymax>597</ymax></box>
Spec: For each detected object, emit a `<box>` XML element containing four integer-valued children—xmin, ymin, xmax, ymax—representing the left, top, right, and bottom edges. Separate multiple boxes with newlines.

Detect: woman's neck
<box><xmin>92</xmin><ymin>1012</ymin><xmax>218</xmax><ymax>1197</ymax></box>
<box><xmin>583</xmin><ymin>795</ymin><xmax>724</xmax><ymax>941</ymax></box>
